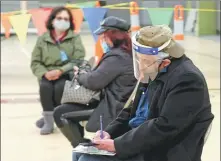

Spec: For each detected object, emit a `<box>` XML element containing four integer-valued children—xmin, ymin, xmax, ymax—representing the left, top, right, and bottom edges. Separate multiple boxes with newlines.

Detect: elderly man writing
<box><xmin>72</xmin><ymin>25</ymin><xmax>214</xmax><ymax>161</ymax></box>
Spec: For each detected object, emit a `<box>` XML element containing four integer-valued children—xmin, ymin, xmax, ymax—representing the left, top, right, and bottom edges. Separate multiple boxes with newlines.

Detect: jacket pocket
<box><xmin>167</xmin><ymin>144</ymin><xmax>192</xmax><ymax>161</ymax></box>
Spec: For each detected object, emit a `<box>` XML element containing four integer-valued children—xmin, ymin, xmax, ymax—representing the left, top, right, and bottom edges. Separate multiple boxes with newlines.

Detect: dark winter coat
<box><xmin>77</xmin><ymin>48</ymin><xmax>137</xmax><ymax>132</ymax></box>
<box><xmin>105</xmin><ymin>55</ymin><xmax>214</xmax><ymax>161</ymax></box>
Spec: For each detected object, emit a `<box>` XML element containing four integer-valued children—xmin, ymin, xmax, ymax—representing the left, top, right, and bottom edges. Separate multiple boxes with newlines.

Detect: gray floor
<box><xmin>1</xmin><ymin>34</ymin><xmax>220</xmax><ymax>161</ymax></box>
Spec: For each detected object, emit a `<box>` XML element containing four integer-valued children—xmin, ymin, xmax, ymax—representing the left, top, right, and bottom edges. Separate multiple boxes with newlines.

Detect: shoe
<box><xmin>59</xmin><ymin>121</ymin><xmax>85</xmax><ymax>147</ymax></box>
<box><xmin>40</xmin><ymin>111</ymin><xmax>54</xmax><ymax>135</ymax></box>
<box><xmin>36</xmin><ymin>117</ymin><xmax>44</xmax><ymax>128</ymax></box>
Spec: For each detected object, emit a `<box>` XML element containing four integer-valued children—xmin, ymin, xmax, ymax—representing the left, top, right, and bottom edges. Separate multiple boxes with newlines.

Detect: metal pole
<box><xmin>20</xmin><ymin>1</ymin><xmax>27</xmax><ymax>11</ymax></box>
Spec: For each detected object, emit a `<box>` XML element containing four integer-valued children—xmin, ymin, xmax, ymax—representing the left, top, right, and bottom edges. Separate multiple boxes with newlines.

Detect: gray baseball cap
<box><xmin>136</xmin><ymin>25</ymin><xmax>185</xmax><ymax>58</ymax></box>
<box><xmin>94</xmin><ymin>16</ymin><xmax>131</xmax><ymax>35</ymax></box>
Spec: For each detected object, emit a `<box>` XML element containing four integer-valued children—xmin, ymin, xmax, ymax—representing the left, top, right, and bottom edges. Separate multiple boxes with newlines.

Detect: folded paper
<box><xmin>73</xmin><ymin>145</ymin><xmax>116</xmax><ymax>156</ymax></box>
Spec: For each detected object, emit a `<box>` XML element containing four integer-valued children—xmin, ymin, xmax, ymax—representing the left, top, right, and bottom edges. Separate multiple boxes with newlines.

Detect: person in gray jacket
<box><xmin>53</xmin><ymin>16</ymin><xmax>137</xmax><ymax>147</ymax></box>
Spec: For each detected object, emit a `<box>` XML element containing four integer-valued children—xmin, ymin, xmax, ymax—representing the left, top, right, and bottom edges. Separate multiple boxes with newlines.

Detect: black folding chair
<box><xmin>60</xmin><ymin>109</ymin><xmax>94</xmax><ymax>125</ymax></box>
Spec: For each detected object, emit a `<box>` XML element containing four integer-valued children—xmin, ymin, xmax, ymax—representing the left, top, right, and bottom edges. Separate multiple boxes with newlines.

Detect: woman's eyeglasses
<box><xmin>55</xmin><ymin>17</ymin><xmax>69</xmax><ymax>21</ymax></box>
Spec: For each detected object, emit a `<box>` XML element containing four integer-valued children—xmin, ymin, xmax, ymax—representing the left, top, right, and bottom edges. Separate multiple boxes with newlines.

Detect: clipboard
<box><xmin>73</xmin><ymin>145</ymin><xmax>116</xmax><ymax>156</ymax></box>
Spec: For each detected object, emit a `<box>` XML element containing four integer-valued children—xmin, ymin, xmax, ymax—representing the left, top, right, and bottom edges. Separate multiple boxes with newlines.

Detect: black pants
<box><xmin>54</xmin><ymin>102</ymin><xmax>98</xmax><ymax>128</ymax></box>
<box><xmin>54</xmin><ymin>103</ymin><xmax>98</xmax><ymax>146</ymax></box>
<box><xmin>39</xmin><ymin>75</ymin><xmax>69</xmax><ymax>111</ymax></box>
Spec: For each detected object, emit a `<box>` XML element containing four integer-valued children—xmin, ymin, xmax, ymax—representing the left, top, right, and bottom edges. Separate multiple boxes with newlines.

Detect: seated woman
<box><xmin>30</xmin><ymin>6</ymin><xmax>85</xmax><ymax>135</ymax></box>
<box><xmin>53</xmin><ymin>16</ymin><xmax>137</xmax><ymax>147</ymax></box>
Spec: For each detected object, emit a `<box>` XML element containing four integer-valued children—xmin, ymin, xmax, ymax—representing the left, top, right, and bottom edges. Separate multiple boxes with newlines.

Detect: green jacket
<box><xmin>30</xmin><ymin>30</ymin><xmax>85</xmax><ymax>79</ymax></box>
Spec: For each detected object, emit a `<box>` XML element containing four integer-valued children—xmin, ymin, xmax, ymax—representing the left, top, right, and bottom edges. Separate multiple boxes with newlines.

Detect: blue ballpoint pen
<box><xmin>100</xmin><ymin>115</ymin><xmax>104</xmax><ymax>139</ymax></box>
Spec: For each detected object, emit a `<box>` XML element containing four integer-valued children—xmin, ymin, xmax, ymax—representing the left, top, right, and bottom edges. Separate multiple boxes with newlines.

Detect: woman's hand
<box><xmin>44</xmin><ymin>71</ymin><xmax>55</xmax><ymax>80</ymax></box>
<box><xmin>44</xmin><ymin>70</ymin><xmax>62</xmax><ymax>80</ymax></box>
<box><xmin>54</xmin><ymin>69</ymin><xmax>63</xmax><ymax>78</ymax></box>
<box><xmin>93</xmin><ymin>130</ymin><xmax>111</xmax><ymax>140</ymax></box>
<box><xmin>73</xmin><ymin>66</ymin><xmax>79</xmax><ymax>76</ymax></box>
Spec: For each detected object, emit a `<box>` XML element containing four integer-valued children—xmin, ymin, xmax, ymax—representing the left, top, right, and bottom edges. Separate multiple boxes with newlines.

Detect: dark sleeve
<box><xmin>114</xmin><ymin>73</ymin><xmax>205</xmax><ymax>159</ymax></box>
<box><xmin>77</xmin><ymin>56</ymin><xmax>123</xmax><ymax>91</ymax></box>
<box><xmin>105</xmin><ymin>107</ymin><xmax>132</xmax><ymax>139</ymax></box>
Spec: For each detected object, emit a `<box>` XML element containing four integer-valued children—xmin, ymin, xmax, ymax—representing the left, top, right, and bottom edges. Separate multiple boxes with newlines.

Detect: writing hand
<box><xmin>93</xmin><ymin>130</ymin><xmax>111</xmax><ymax>140</ymax></box>
<box><xmin>93</xmin><ymin>139</ymin><xmax>116</xmax><ymax>152</ymax></box>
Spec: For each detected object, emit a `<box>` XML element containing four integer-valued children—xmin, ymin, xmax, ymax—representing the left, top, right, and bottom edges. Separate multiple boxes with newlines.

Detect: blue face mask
<box><xmin>101</xmin><ymin>41</ymin><xmax>110</xmax><ymax>54</ymax></box>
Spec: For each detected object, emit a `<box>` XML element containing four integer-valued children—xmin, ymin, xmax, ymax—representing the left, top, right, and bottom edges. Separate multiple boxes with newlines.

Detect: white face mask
<box><xmin>53</xmin><ymin>19</ymin><xmax>70</xmax><ymax>31</ymax></box>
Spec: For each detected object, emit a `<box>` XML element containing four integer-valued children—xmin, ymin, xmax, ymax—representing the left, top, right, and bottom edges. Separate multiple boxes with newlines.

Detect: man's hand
<box><xmin>93</xmin><ymin>139</ymin><xmax>116</xmax><ymax>152</ymax></box>
<box><xmin>93</xmin><ymin>130</ymin><xmax>111</xmax><ymax>140</ymax></box>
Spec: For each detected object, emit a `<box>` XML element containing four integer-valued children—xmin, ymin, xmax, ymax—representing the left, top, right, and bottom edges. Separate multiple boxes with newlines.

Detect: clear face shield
<box><xmin>132</xmin><ymin>32</ymin><xmax>171</xmax><ymax>83</ymax></box>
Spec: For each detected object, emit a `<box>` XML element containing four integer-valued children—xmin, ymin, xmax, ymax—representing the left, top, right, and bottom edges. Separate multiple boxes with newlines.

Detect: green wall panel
<box><xmin>196</xmin><ymin>1</ymin><xmax>217</xmax><ymax>36</ymax></box>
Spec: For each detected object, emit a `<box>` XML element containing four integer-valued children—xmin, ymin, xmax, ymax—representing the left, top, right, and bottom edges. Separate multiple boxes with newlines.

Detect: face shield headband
<box><xmin>132</xmin><ymin>32</ymin><xmax>172</xmax><ymax>56</ymax></box>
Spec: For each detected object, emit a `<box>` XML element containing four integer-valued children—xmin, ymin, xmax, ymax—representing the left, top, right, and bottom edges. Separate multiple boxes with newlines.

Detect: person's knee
<box><xmin>54</xmin><ymin>79</ymin><xmax>66</xmax><ymax>94</ymax></box>
<box><xmin>54</xmin><ymin>79</ymin><xmax>66</xmax><ymax>105</ymax></box>
<box><xmin>72</xmin><ymin>152</ymin><xmax>82</xmax><ymax>161</ymax></box>
<box><xmin>78</xmin><ymin>154</ymin><xmax>98</xmax><ymax>161</ymax></box>
<box><xmin>40</xmin><ymin>79</ymin><xmax>53</xmax><ymax>92</ymax></box>
<box><xmin>53</xmin><ymin>105</ymin><xmax>65</xmax><ymax>127</ymax></box>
